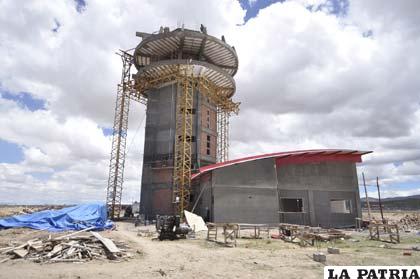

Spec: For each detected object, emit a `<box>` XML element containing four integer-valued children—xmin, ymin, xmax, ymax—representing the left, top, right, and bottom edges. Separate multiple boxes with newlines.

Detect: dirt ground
<box><xmin>0</xmin><ymin>218</ymin><xmax>419</xmax><ymax>279</ymax></box>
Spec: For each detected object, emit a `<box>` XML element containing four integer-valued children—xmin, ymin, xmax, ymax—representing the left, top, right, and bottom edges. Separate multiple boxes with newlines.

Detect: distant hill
<box><xmin>360</xmin><ymin>197</ymin><xmax>379</xmax><ymax>202</ymax></box>
<box><xmin>361</xmin><ymin>195</ymin><xmax>420</xmax><ymax>210</ymax></box>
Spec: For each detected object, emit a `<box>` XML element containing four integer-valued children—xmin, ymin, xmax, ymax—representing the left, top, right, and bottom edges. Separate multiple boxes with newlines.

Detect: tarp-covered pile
<box><xmin>0</xmin><ymin>203</ymin><xmax>113</xmax><ymax>231</ymax></box>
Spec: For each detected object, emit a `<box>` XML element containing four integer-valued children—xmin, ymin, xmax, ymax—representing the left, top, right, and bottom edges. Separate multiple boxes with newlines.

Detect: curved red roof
<box><xmin>192</xmin><ymin>149</ymin><xmax>372</xmax><ymax>180</ymax></box>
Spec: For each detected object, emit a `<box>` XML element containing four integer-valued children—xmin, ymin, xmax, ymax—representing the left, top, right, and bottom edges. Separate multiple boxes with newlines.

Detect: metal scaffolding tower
<box><xmin>107</xmin><ymin>27</ymin><xmax>240</xmax><ymax>219</ymax></box>
<box><xmin>217</xmin><ymin>109</ymin><xmax>229</xmax><ymax>163</ymax></box>
<box><xmin>173</xmin><ymin>70</ymin><xmax>195</xmax><ymax>216</ymax></box>
<box><xmin>106</xmin><ymin>51</ymin><xmax>133</xmax><ymax>220</ymax></box>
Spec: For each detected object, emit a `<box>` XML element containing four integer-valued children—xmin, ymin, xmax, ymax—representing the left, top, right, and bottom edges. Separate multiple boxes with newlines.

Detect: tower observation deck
<box><xmin>106</xmin><ymin>26</ymin><xmax>239</xmax><ymax>219</ymax></box>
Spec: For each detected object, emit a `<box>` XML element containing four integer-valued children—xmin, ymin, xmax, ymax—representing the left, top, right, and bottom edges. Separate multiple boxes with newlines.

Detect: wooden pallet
<box><xmin>206</xmin><ymin>223</ymin><xmax>239</xmax><ymax>247</ymax></box>
<box><xmin>368</xmin><ymin>223</ymin><xmax>400</xmax><ymax>243</ymax></box>
<box><xmin>237</xmin><ymin>223</ymin><xmax>272</xmax><ymax>239</ymax></box>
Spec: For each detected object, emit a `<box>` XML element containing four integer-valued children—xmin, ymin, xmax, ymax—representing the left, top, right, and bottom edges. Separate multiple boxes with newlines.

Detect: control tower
<box><xmin>106</xmin><ymin>26</ymin><xmax>239</xmax><ymax>219</ymax></box>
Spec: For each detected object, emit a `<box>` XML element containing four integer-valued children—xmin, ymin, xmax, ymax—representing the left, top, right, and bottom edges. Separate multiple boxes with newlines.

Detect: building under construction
<box><xmin>136</xmin><ymin>26</ymin><xmax>239</xmax><ymax>218</ymax></box>
<box><xmin>105</xmin><ymin>26</ymin><xmax>371</xmax><ymax>228</ymax></box>
<box><xmin>191</xmin><ymin>149</ymin><xmax>371</xmax><ymax>228</ymax></box>
<box><xmin>106</xmin><ymin>26</ymin><xmax>239</xmax><ymax>219</ymax></box>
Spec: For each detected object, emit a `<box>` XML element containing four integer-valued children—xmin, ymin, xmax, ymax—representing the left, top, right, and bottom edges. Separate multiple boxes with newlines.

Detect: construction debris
<box><xmin>0</xmin><ymin>231</ymin><xmax>129</xmax><ymax>263</ymax></box>
<box><xmin>327</xmin><ymin>247</ymin><xmax>340</xmax><ymax>254</ymax></box>
<box><xmin>278</xmin><ymin>223</ymin><xmax>348</xmax><ymax>246</ymax></box>
<box><xmin>398</xmin><ymin>213</ymin><xmax>420</xmax><ymax>231</ymax></box>
<box><xmin>313</xmin><ymin>252</ymin><xmax>326</xmax><ymax>263</ymax></box>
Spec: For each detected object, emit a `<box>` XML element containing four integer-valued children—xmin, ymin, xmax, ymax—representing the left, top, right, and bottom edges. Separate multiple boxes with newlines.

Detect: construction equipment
<box><xmin>123</xmin><ymin>205</ymin><xmax>133</xmax><ymax>218</ymax></box>
<box><xmin>155</xmin><ymin>215</ymin><xmax>191</xmax><ymax>241</ymax></box>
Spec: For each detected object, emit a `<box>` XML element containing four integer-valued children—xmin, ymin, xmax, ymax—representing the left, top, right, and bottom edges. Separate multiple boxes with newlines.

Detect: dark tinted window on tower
<box><xmin>206</xmin><ymin>135</ymin><xmax>211</xmax><ymax>155</ymax></box>
<box><xmin>206</xmin><ymin>110</ymin><xmax>210</xmax><ymax>129</ymax></box>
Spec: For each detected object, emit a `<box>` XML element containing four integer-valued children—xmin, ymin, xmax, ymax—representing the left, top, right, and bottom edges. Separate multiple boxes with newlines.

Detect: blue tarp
<box><xmin>0</xmin><ymin>203</ymin><xmax>113</xmax><ymax>232</ymax></box>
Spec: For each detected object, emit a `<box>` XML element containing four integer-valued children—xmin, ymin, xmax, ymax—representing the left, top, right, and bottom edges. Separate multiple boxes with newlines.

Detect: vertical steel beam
<box><xmin>106</xmin><ymin>51</ymin><xmax>132</xmax><ymax>220</ymax></box>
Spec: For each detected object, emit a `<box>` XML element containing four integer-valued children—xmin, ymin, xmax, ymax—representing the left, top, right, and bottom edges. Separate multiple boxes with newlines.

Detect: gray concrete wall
<box><xmin>142</xmin><ymin>83</ymin><xmax>177</xmax><ymax>164</ymax></box>
<box><xmin>199</xmin><ymin>159</ymin><xmax>361</xmax><ymax>228</ymax></box>
<box><xmin>191</xmin><ymin>173</ymin><xmax>213</xmax><ymax>222</ymax></box>
<box><xmin>141</xmin><ymin>84</ymin><xmax>177</xmax><ymax>218</ymax></box>
<box><xmin>140</xmin><ymin>83</ymin><xmax>216</xmax><ymax>218</ymax></box>
<box><xmin>211</xmin><ymin>158</ymin><xmax>279</xmax><ymax>224</ymax></box>
<box><xmin>277</xmin><ymin>162</ymin><xmax>361</xmax><ymax>227</ymax></box>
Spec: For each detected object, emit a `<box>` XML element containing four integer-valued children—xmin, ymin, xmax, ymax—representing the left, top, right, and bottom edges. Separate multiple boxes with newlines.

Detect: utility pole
<box><xmin>362</xmin><ymin>172</ymin><xmax>372</xmax><ymax>222</ymax></box>
<box><xmin>376</xmin><ymin>176</ymin><xmax>385</xmax><ymax>223</ymax></box>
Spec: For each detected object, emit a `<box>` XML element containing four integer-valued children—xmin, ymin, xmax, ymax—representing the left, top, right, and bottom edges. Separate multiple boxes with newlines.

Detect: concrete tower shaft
<box><xmin>131</xmin><ymin>27</ymin><xmax>239</xmax><ymax>218</ymax></box>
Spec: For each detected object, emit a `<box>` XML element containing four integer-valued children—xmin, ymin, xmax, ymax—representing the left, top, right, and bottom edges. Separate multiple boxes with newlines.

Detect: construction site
<box><xmin>0</xmin><ymin>26</ymin><xmax>419</xmax><ymax>279</ymax></box>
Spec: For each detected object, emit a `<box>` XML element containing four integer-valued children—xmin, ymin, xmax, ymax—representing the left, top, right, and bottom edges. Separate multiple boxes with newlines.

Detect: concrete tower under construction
<box><xmin>105</xmin><ymin>26</ymin><xmax>239</xmax><ymax>219</ymax></box>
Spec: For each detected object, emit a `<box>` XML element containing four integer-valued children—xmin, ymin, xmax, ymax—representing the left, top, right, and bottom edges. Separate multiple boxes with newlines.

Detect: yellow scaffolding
<box><xmin>130</xmin><ymin>67</ymin><xmax>239</xmax><ymax>218</ymax></box>
<box><xmin>106</xmin><ymin>51</ymin><xmax>132</xmax><ymax>220</ymax></box>
<box><xmin>173</xmin><ymin>69</ymin><xmax>194</xmax><ymax>216</ymax></box>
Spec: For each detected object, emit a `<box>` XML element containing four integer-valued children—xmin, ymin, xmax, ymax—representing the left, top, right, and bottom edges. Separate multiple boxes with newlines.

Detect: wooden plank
<box><xmin>47</xmin><ymin>244</ymin><xmax>64</xmax><ymax>258</ymax></box>
<box><xmin>48</xmin><ymin>258</ymin><xmax>85</xmax><ymax>263</ymax></box>
<box><xmin>90</xmin><ymin>232</ymin><xmax>120</xmax><ymax>253</ymax></box>
<box><xmin>54</xmin><ymin>226</ymin><xmax>95</xmax><ymax>240</ymax></box>
<box><xmin>1</xmin><ymin>238</ymin><xmax>39</xmax><ymax>254</ymax></box>
<box><xmin>13</xmin><ymin>249</ymin><xmax>28</xmax><ymax>258</ymax></box>
<box><xmin>65</xmin><ymin>241</ymin><xmax>78</xmax><ymax>257</ymax></box>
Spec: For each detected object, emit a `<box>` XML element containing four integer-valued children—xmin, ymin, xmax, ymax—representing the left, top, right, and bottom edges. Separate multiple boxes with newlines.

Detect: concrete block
<box><xmin>313</xmin><ymin>252</ymin><xmax>326</xmax><ymax>262</ymax></box>
<box><xmin>328</xmin><ymin>247</ymin><xmax>340</xmax><ymax>254</ymax></box>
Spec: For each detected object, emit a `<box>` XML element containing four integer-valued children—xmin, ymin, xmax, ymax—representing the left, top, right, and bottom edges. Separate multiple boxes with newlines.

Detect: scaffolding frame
<box><xmin>172</xmin><ymin>69</ymin><xmax>195</xmax><ymax>216</ymax></box>
<box><xmin>134</xmin><ymin>70</ymin><xmax>239</xmax><ymax>217</ymax></box>
<box><xmin>106</xmin><ymin>51</ymin><xmax>133</xmax><ymax>219</ymax></box>
<box><xmin>107</xmin><ymin>59</ymin><xmax>240</xmax><ymax>219</ymax></box>
<box><xmin>217</xmin><ymin>108</ymin><xmax>229</xmax><ymax>163</ymax></box>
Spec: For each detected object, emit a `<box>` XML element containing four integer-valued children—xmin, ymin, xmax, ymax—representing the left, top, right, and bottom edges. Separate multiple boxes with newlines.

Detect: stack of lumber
<box><xmin>398</xmin><ymin>213</ymin><xmax>420</xmax><ymax>230</ymax></box>
<box><xmin>0</xmin><ymin>228</ymin><xmax>128</xmax><ymax>263</ymax></box>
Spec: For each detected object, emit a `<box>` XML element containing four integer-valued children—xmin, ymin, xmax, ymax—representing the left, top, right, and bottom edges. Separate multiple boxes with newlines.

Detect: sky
<box><xmin>1</xmin><ymin>0</ymin><xmax>420</xmax><ymax>204</ymax></box>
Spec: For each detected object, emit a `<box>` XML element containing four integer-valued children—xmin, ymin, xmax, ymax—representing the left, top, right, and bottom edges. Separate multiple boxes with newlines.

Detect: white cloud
<box><xmin>225</xmin><ymin>1</ymin><xmax>420</xmax><ymax>193</ymax></box>
<box><xmin>0</xmin><ymin>0</ymin><xmax>419</xmax><ymax>204</ymax></box>
<box><xmin>0</xmin><ymin>0</ymin><xmax>244</xmax><ymax>204</ymax></box>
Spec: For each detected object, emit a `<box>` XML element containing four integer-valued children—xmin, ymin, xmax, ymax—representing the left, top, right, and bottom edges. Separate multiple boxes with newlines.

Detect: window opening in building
<box><xmin>206</xmin><ymin>110</ymin><xmax>210</xmax><ymax>129</ymax></box>
<box><xmin>330</xmin><ymin>199</ymin><xmax>351</xmax><ymax>213</ymax></box>
<box><xmin>280</xmin><ymin>198</ymin><xmax>303</xmax><ymax>212</ymax></box>
<box><xmin>206</xmin><ymin>135</ymin><xmax>211</xmax><ymax>155</ymax></box>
